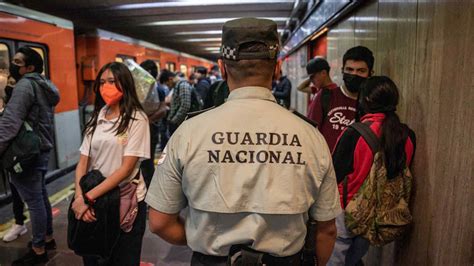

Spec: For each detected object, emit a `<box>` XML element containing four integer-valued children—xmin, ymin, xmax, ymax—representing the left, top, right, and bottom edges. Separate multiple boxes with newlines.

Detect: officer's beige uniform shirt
<box><xmin>146</xmin><ymin>86</ymin><xmax>341</xmax><ymax>256</ymax></box>
<box><xmin>80</xmin><ymin>107</ymin><xmax>150</xmax><ymax>201</ymax></box>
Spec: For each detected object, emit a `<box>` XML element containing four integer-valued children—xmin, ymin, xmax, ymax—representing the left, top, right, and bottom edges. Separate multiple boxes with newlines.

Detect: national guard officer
<box><xmin>146</xmin><ymin>17</ymin><xmax>341</xmax><ymax>266</ymax></box>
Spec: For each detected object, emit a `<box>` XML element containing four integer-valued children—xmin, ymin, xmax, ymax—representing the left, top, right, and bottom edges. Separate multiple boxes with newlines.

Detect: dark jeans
<box><xmin>10</xmin><ymin>153</ymin><xmax>53</xmax><ymax>248</ymax></box>
<box><xmin>140</xmin><ymin>124</ymin><xmax>158</xmax><ymax>188</ymax></box>
<box><xmin>9</xmin><ymin>180</ymin><xmax>26</xmax><ymax>225</ymax></box>
<box><xmin>83</xmin><ymin>201</ymin><xmax>147</xmax><ymax>266</ymax></box>
<box><xmin>158</xmin><ymin>119</ymin><xmax>169</xmax><ymax>150</ymax></box>
<box><xmin>168</xmin><ymin>122</ymin><xmax>179</xmax><ymax>136</ymax></box>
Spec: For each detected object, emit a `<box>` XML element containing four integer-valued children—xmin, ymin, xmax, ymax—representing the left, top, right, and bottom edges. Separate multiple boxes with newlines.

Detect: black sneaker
<box><xmin>27</xmin><ymin>239</ymin><xmax>57</xmax><ymax>250</ymax></box>
<box><xmin>12</xmin><ymin>249</ymin><xmax>48</xmax><ymax>265</ymax></box>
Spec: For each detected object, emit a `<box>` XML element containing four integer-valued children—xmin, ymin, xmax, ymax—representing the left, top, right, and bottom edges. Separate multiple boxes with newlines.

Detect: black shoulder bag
<box><xmin>1</xmin><ymin>79</ymin><xmax>41</xmax><ymax>174</ymax></box>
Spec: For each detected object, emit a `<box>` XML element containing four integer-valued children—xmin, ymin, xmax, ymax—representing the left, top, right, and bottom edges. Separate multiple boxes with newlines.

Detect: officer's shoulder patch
<box><xmin>186</xmin><ymin>106</ymin><xmax>215</xmax><ymax>120</ymax></box>
<box><xmin>291</xmin><ymin>110</ymin><xmax>318</xmax><ymax>128</ymax></box>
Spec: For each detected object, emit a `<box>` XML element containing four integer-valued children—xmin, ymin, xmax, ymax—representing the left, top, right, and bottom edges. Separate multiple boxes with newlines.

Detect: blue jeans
<box><xmin>9</xmin><ymin>179</ymin><xmax>26</xmax><ymax>225</ymax></box>
<box><xmin>10</xmin><ymin>153</ymin><xmax>53</xmax><ymax>248</ymax></box>
<box><xmin>327</xmin><ymin>212</ymin><xmax>370</xmax><ymax>266</ymax></box>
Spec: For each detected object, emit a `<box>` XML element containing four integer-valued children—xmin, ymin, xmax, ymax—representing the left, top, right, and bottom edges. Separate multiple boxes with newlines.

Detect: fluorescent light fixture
<box><xmin>204</xmin><ymin>47</ymin><xmax>221</xmax><ymax>51</ymax></box>
<box><xmin>176</xmin><ymin>29</ymin><xmax>285</xmax><ymax>35</ymax></box>
<box><xmin>143</xmin><ymin>17</ymin><xmax>288</xmax><ymax>26</ymax></box>
<box><xmin>184</xmin><ymin>38</ymin><xmax>222</xmax><ymax>42</ymax></box>
<box><xmin>176</xmin><ymin>30</ymin><xmax>222</xmax><ymax>35</ymax></box>
<box><xmin>114</xmin><ymin>0</ymin><xmax>294</xmax><ymax>10</ymax></box>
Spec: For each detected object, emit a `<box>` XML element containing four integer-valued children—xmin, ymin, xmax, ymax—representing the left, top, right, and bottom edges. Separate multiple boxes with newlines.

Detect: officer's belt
<box><xmin>192</xmin><ymin>249</ymin><xmax>301</xmax><ymax>266</ymax></box>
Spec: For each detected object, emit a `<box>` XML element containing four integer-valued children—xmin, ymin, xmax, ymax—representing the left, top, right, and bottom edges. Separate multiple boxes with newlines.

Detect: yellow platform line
<box><xmin>0</xmin><ymin>183</ymin><xmax>75</xmax><ymax>237</ymax></box>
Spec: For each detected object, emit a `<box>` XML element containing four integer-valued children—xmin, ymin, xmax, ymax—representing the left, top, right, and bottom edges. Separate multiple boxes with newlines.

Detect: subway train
<box><xmin>0</xmin><ymin>3</ymin><xmax>213</xmax><ymax>176</ymax></box>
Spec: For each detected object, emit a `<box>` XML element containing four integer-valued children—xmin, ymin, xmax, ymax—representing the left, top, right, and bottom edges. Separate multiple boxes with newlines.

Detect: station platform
<box><xmin>0</xmin><ymin>171</ymin><xmax>193</xmax><ymax>266</ymax></box>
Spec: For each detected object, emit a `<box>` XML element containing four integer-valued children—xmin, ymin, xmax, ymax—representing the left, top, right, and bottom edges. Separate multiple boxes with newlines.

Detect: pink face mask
<box><xmin>100</xmin><ymin>83</ymin><xmax>123</xmax><ymax>106</ymax></box>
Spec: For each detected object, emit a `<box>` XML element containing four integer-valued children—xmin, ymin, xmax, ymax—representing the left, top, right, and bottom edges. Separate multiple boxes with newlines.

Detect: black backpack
<box><xmin>1</xmin><ymin>79</ymin><xmax>41</xmax><ymax>174</ymax></box>
<box><xmin>187</xmin><ymin>82</ymin><xmax>204</xmax><ymax>112</ymax></box>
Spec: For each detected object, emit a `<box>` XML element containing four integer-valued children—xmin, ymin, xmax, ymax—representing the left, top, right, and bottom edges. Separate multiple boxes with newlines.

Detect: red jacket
<box><xmin>332</xmin><ymin>113</ymin><xmax>416</xmax><ymax>207</ymax></box>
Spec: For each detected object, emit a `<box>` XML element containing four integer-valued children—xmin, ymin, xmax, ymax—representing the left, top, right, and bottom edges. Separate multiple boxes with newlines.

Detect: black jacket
<box><xmin>195</xmin><ymin>78</ymin><xmax>211</xmax><ymax>101</ymax></box>
<box><xmin>68</xmin><ymin>170</ymin><xmax>121</xmax><ymax>258</ymax></box>
<box><xmin>273</xmin><ymin>76</ymin><xmax>292</xmax><ymax>109</ymax></box>
<box><xmin>0</xmin><ymin>73</ymin><xmax>60</xmax><ymax>155</ymax></box>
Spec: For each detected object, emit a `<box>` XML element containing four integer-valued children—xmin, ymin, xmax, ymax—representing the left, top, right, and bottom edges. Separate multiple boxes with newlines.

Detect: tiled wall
<box><xmin>286</xmin><ymin>1</ymin><xmax>473</xmax><ymax>265</ymax></box>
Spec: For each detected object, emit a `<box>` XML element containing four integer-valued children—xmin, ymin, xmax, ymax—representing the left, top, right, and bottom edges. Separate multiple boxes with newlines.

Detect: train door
<box><xmin>154</xmin><ymin>60</ymin><xmax>160</xmax><ymax>75</ymax></box>
<box><xmin>0</xmin><ymin>40</ymin><xmax>13</xmax><ymax>201</ymax></box>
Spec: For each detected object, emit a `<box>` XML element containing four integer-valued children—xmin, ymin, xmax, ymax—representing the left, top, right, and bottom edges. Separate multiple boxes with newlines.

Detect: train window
<box><xmin>116</xmin><ymin>54</ymin><xmax>136</xmax><ymax>63</ymax></box>
<box><xmin>180</xmin><ymin>64</ymin><xmax>188</xmax><ymax>76</ymax></box>
<box><xmin>0</xmin><ymin>43</ymin><xmax>10</xmax><ymax>98</ymax></box>
<box><xmin>166</xmin><ymin>62</ymin><xmax>176</xmax><ymax>72</ymax></box>
<box><xmin>17</xmin><ymin>42</ymin><xmax>50</xmax><ymax>78</ymax></box>
<box><xmin>29</xmin><ymin>47</ymin><xmax>46</xmax><ymax>76</ymax></box>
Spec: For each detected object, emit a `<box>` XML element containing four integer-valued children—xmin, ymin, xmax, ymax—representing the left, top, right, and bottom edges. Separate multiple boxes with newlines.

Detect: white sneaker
<box><xmin>2</xmin><ymin>224</ymin><xmax>28</xmax><ymax>242</ymax></box>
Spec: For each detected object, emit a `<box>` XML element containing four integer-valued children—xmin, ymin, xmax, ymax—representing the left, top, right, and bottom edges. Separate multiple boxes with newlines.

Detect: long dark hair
<box><xmin>84</xmin><ymin>62</ymin><xmax>143</xmax><ymax>136</ymax></box>
<box><xmin>359</xmin><ymin>76</ymin><xmax>409</xmax><ymax>179</ymax></box>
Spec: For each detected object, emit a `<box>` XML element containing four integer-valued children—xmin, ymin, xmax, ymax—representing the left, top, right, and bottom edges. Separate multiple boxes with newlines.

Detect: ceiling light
<box><xmin>184</xmin><ymin>38</ymin><xmax>222</xmax><ymax>42</ymax></box>
<box><xmin>113</xmin><ymin>0</ymin><xmax>294</xmax><ymax>10</ymax></box>
<box><xmin>143</xmin><ymin>17</ymin><xmax>288</xmax><ymax>26</ymax></box>
<box><xmin>176</xmin><ymin>29</ymin><xmax>285</xmax><ymax>35</ymax></box>
<box><xmin>204</xmin><ymin>47</ymin><xmax>221</xmax><ymax>51</ymax></box>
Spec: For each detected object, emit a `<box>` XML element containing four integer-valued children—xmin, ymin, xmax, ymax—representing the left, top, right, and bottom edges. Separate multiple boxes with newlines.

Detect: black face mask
<box><xmin>9</xmin><ymin>64</ymin><xmax>23</xmax><ymax>81</ymax></box>
<box><xmin>343</xmin><ymin>73</ymin><xmax>366</xmax><ymax>93</ymax></box>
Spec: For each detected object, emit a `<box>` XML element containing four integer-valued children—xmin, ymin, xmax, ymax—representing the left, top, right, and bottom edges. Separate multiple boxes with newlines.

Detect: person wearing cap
<box><xmin>297</xmin><ymin>56</ymin><xmax>335</xmax><ymax>96</ymax></box>
<box><xmin>146</xmin><ymin>17</ymin><xmax>341</xmax><ymax>266</ymax></box>
<box><xmin>302</xmin><ymin>57</ymin><xmax>338</xmax><ymax>118</ymax></box>
<box><xmin>308</xmin><ymin>46</ymin><xmax>375</xmax><ymax>152</ymax></box>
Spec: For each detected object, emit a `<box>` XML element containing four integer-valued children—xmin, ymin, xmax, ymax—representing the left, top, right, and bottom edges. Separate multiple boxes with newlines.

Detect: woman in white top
<box><xmin>72</xmin><ymin>62</ymin><xmax>150</xmax><ymax>265</ymax></box>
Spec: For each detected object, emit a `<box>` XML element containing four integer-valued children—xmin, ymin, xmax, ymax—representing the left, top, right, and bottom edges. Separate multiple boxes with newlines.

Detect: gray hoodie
<box><xmin>0</xmin><ymin>72</ymin><xmax>60</xmax><ymax>155</ymax></box>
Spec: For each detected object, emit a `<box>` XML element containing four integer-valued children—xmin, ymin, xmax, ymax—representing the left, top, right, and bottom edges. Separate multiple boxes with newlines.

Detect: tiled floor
<box><xmin>0</xmin><ymin>194</ymin><xmax>193</xmax><ymax>266</ymax></box>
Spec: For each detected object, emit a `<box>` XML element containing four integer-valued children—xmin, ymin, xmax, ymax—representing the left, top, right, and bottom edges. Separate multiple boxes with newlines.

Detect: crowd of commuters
<box><xmin>0</xmin><ymin>18</ymin><xmax>415</xmax><ymax>266</ymax></box>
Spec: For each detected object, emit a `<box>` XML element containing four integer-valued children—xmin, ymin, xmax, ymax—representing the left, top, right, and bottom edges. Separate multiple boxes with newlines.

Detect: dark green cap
<box><xmin>221</xmin><ymin>17</ymin><xmax>280</xmax><ymax>61</ymax></box>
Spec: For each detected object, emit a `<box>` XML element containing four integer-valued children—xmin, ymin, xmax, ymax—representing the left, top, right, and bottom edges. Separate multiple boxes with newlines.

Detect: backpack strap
<box><xmin>292</xmin><ymin>110</ymin><xmax>318</xmax><ymax>128</ymax></box>
<box><xmin>321</xmin><ymin>88</ymin><xmax>332</xmax><ymax>120</ymax></box>
<box><xmin>349</xmin><ymin>122</ymin><xmax>380</xmax><ymax>153</ymax></box>
<box><xmin>25</xmin><ymin>78</ymin><xmax>40</xmax><ymax>132</ymax></box>
<box><xmin>343</xmin><ymin>122</ymin><xmax>380</xmax><ymax>208</ymax></box>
